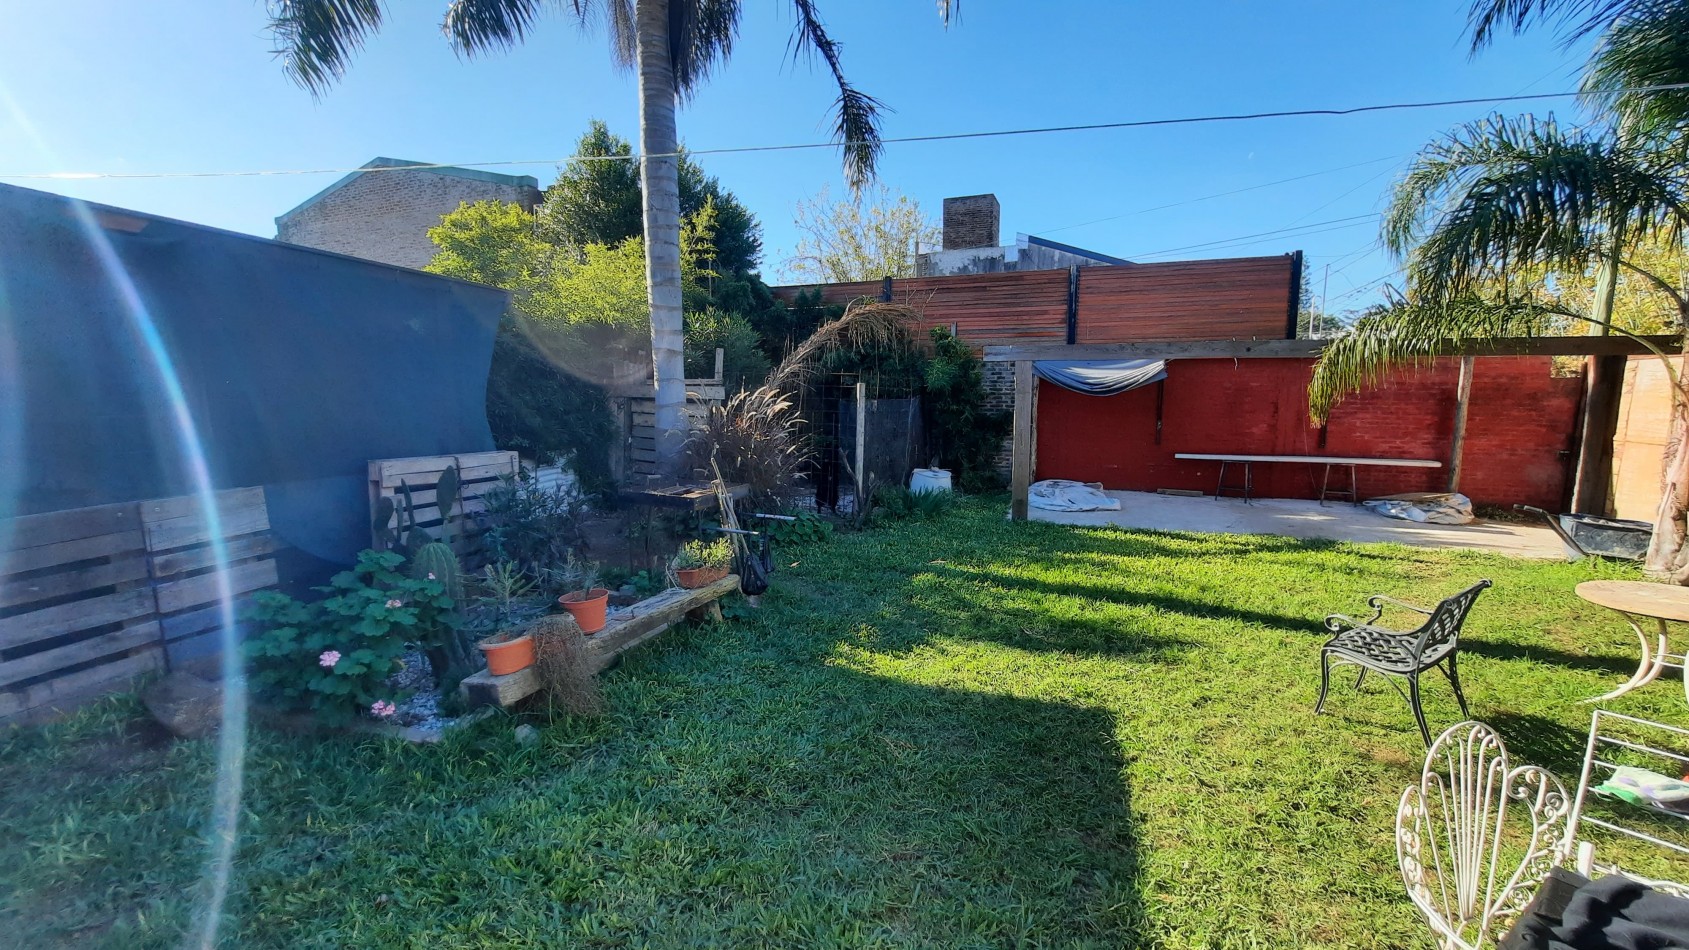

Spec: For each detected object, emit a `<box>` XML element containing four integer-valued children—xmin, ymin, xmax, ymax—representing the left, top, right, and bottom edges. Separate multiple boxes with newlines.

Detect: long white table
<box><xmin>1173</xmin><ymin>453</ymin><xmax>1443</xmax><ymax>505</ymax></box>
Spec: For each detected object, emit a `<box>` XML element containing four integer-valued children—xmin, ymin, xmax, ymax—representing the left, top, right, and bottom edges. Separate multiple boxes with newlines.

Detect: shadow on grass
<box><xmin>737</xmin><ymin>665</ymin><xmax>1147</xmax><ymax>942</ymax></box>
<box><xmin>1462</xmin><ymin>639</ymin><xmax>1638</xmax><ymax>678</ymax></box>
<box><xmin>1484</xmin><ymin>711</ymin><xmax>1592</xmax><ymax>775</ymax></box>
<box><xmin>939</xmin><ymin>563</ymin><xmax>1318</xmax><ymax>635</ymax></box>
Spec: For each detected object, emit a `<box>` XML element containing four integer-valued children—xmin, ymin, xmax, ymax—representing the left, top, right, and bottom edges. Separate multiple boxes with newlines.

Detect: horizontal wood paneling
<box><xmin>1076</xmin><ymin>257</ymin><xmax>1294</xmax><ymax>343</ymax></box>
<box><xmin>772</xmin><ymin>254</ymin><xmax>1297</xmax><ymax>347</ymax></box>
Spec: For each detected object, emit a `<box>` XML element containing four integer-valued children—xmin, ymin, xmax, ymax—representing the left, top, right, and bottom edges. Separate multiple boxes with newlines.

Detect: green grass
<box><xmin>3</xmin><ymin>497</ymin><xmax>1684</xmax><ymax>948</ymax></box>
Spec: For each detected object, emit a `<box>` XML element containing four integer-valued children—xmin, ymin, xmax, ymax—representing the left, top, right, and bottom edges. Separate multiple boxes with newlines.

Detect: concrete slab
<box><xmin>1029</xmin><ymin>490</ymin><xmax>1567</xmax><ymax>559</ymax></box>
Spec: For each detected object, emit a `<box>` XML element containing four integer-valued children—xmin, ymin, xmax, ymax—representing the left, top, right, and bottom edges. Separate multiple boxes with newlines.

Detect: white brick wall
<box><xmin>277</xmin><ymin>165</ymin><xmax>541</xmax><ymax>270</ymax></box>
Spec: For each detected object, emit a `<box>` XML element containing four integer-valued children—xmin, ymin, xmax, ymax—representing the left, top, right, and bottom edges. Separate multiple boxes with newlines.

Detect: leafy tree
<box><xmin>785</xmin><ymin>184</ymin><xmax>939</xmax><ymax>283</ymax></box>
<box><xmin>536</xmin><ymin>120</ymin><xmax>644</xmax><ymax>253</ymax></box>
<box><xmin>684</xmin><ymin>308</ymin><xmax>772</xmax><ymax>393</ymax></box>
<box><xmin>268</xmin><ymin>0</ymin><xmax>956</xmax><ymax>478</ymax></box>
<box><xmin>539</xmin><ymin>120</ymin><xmax>764</xmax><ymax>277</ymax></box>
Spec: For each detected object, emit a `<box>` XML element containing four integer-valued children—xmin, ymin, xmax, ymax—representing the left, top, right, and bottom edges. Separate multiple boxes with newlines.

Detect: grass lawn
<box><xmin>4</xmin><ymin>496</ymin><xmax>1687</xmax><ymax>948</ymax></box>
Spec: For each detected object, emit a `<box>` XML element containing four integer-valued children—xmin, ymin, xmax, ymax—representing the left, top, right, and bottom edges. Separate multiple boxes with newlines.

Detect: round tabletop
<box><xmin>1576</xmin><ymin>580</ymin><xmax>1689</xmax><ymax>622</ymax></box>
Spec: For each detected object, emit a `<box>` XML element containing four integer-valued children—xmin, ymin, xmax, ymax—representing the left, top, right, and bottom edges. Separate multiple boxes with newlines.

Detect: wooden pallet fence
<box><xmin>140</xmin><ymin>487</ymin><xmax>281</xmax><ymax>666</ymax></box>
<box><xmin>0</xmin><ymin>502</ymin><xmax>159</xmax><ymax>723</ymax></box>
<box><xmin>0</xmin><ymin>487</ymin><xmax>283</xmax><ymax>724</ymax></box>
<box><xmin>367</xmin><ymin>452</ymin><xmax>519</xmax><ymax>565</ymax></box>
<box><xmin>624</xmin><ymin>386</ymin><xmax>722</xmax><ymax>477</ymax></box>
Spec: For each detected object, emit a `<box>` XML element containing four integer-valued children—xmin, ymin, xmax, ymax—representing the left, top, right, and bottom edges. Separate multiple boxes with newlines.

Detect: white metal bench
<box><xmin>1174</xmin><ymin>453</ymin><xmax>1442</xmax><ymax>504</ymax></box>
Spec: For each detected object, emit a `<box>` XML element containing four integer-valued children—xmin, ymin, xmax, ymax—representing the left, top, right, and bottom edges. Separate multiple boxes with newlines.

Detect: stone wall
<box><xmin>276</xmin><ymin>162</ymin><xmax>541</xmax><ymax>270</ymax></box>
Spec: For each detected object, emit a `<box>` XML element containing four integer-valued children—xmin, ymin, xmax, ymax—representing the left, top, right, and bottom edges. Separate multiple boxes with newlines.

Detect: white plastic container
<box><xmin>909</xmin><ymin>468</ymin><xmax>954</xmax><ymax>495</ymax></box>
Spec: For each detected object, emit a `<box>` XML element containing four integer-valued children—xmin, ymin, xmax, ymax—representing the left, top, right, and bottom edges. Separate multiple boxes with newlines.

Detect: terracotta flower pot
<box><xmin>675</xmin><ymin>566</ymin><xmax>729</xmax><ymax>589</ymax></box>
<box><xmin>478</xmin><ymin>631</ymin><xmax>535</xmax><ymax>676</ymax></box>
<box><xmin>559</xmin><ymin>587</ymin><xmax>611</xmax><ymax>634</ymax></box>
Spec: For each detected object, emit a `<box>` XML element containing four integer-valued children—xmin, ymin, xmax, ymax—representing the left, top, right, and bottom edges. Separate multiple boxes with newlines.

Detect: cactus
<box><xmin>435</xmin><ymin>465</ymin><xmax>460</xmax><ymax>546</ymax></box>
<box><xmin>410</xmin><ymin>541</ymin><xmax>463</xmax><ymax>604</ymax></box>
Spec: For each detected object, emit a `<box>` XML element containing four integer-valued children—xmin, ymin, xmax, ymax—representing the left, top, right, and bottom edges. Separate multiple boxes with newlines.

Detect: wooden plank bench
<box><xmin>459</xmin><ymin>574</ymin><xmax>739</xmax><ymax>709</ymax></box>
<box><xmin>1173</xmin><ymin>453</ymin><xmax>1442</xmax><ymax>505</ymax></box>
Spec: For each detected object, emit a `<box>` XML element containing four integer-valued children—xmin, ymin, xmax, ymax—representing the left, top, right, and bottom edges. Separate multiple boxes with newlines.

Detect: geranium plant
<box><xmin>245</xmin><ymin>550</ymin><xmax>457</xmax><ymax>725</ymax></box>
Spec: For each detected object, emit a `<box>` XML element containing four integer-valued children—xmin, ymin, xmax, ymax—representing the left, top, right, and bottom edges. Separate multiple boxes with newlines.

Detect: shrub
<box><xmin>871</xmin><ymin>485</ymin><xmax>957</xmax><ymax>524</ymax></box>
<box><xmin>687</xmin><ymin>386</ymin><xmax>811</xmax><ymax>509</ymax></box>
<box><xmin>764</xmin><ymin>511</ymin><xmax>834</xmax><ymax>546</ymax></box>
<box><xmin>924</xmin><ymin>328</ymin><xmax>1011</xmax><ymax>492</ymax></box>
<box><xmin>482</xmin><ymin>471</ymin><xmax>588</xmax><ymax>578</ymax></box>
<box><xmin>244</xmin><ymin>551</ymin><xmax>457</xmax><ymax>725</ymax></box>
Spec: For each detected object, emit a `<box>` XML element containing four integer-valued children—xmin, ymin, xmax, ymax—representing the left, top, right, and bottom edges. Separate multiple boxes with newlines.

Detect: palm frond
<box><xmin>788</xmin><ymin>0</ymin><xmax>888</xmax><ymax>192</ymax></box>
<box><xmin>268</xmin><ymin>0</ymin><xmax>386</xmax><ymax>94</ymax></box>
<box><xmin>1583</xmin><ymin>0</ymin><xmax>1689</xmax><ymax>138</ymax></box>
<box><xmin>443</xmin><ymin>0</ymin><xmax>586</xmax><ymax>54</ymax></box>
<box><xmin>1383</xmin><ymin>114</ymin><xmax>1689</xmax><ymax>302</ymax></box>
<box><xmin>668</xmin><ymin>0</ymin><xmax>739</xmax><ymax>94</ymax></box>
<box><xmin>1467</xmin><ymin>0</ymin><xmax>1634</xmax><ymax>51</ymax></box>
<box><xmin>766</xmin><ymin>301</ymin><xmax>927</xmax><ymax>393</ymax></box>
<box><xmin>1308</xmin><ymin>295</ymin><xmax>1562</xmax><ymax>423</ymax></box>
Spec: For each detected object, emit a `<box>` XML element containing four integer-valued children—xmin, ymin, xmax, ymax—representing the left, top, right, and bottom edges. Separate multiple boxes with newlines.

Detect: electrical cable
<box><xmin>6</xmin><ymin>83</ymin><xmax>1686</xmax><ymax>181</ymax></box>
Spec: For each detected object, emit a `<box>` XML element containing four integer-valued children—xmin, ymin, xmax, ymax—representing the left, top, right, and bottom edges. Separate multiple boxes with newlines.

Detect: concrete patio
<box><xmin>1029</xmin><ymin>489</ymin><xmax>1568</xmax><ymax>558</ymax></box>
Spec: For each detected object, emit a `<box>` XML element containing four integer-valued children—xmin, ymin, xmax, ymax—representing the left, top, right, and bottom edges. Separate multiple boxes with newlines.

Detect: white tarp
<box><xmin>1033</xmin><ymin>359</ymin><xmax>1167</xmax><ymax>396</ymax></box>
<box><xmin>1363</xmin><ymin>492</ymin><xmax>1475</xmax><ymax>525</ymax></box>
<box><xmin>1030</xmin><ymin>479</ymin><xmax>1121</xmax><ymax>512</ymax></box>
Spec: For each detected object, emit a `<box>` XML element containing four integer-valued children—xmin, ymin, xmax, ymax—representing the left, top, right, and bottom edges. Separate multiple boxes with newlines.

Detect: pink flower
<box><xmin>426</xmin><ymin>572</ymin><xmax>436</xmax><ymax>580</ymax></box>
<box><xmin>371</xmin><ymin>700</ymin><xmax>397</xmax><ymax>718</ymax></box>
<box><xmin>318</xmin><ymin>650</ymin><xmax>341</xmax><ymax>668</ymax></box>
<box><xmin>384</xmin><ymin>598</ymin><xmax>403</xmax><ymax>609</ymax></box>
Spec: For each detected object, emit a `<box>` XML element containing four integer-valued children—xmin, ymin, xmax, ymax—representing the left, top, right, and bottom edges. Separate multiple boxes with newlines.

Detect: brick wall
<box><xmin>277</xmin><ymin>167</ymin><xmax>541</xmax><ymax>270</ymax></box>
<box><xmin>982</xmin><ymin>361</ymin><xmax>1017</xmax><ymax>475</ymax></box>
<box><xmin>1031</xmin><ymin>356</ymin><xmax>1581</xmax><ymax>508</ymax></box>
<box><xmin>942</xmin><ymin>194</ymin><xmax>1000</xmax><ymax>250</ymax></box>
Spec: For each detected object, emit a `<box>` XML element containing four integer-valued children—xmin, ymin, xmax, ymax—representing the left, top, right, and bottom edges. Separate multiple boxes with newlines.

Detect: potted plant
<box><xmin>672</xmin><ymin>538</ymin><xmax>733</xmax><ymax>589</ymax></box>
<box><xmin>477</xmin><ymin>561</ymin><xmax>536</xmax><ymax>675</ymax></box>
<box><xmin>556</xmin><ymin>554</ymin><xmax>610</xmax><ymax>635</ymax></box>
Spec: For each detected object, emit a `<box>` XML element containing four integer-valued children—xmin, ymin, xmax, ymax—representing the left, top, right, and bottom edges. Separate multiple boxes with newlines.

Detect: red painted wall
<box><xmin>1033</xmin><ymin>357</ymin><xmax>1581</xmax><ymax>508</ymax></box>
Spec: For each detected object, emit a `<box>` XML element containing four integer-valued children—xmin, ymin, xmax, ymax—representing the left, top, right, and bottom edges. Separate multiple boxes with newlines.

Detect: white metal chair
<box><xmin>1396</xmin><ymin>721</ymin><xmax>1574</xmax><ymax>949</ymax></box>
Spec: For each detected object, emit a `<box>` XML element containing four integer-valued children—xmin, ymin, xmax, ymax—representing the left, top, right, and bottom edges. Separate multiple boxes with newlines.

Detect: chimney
<box><xmin>942</xmin><ymin>194</ymin><xmax>1000</xmax><ymax>251</ymax></box>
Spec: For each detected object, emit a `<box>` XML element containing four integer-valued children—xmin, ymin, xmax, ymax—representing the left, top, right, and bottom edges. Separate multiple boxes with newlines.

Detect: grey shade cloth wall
<box><xmin>1033</xmin><ymin>359</ymin><xmax>1168</xmax><ymax>396</ymax></box>
<box><xmin>0</xmin><ymin>183</ymin><xmax>509</xmax><ymax>569</ymax></box>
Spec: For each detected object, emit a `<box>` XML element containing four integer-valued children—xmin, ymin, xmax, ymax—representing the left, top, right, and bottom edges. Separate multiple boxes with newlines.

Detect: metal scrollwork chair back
<box><xmin>1319</xmin><ymin>579</ymin><xmax>1491</xmax><ymax>745</ymax></box>
<box><xmin>1397</xmin><ymin>721</ymin><xmax>1573</xmax><ymax>950</ymax></box>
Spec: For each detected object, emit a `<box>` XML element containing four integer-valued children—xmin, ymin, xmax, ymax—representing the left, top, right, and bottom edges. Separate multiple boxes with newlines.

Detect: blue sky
<box><xmin>0</xmin><ymin>2</ymin><xmax>1591</xmax><ymax>311</ymax></box>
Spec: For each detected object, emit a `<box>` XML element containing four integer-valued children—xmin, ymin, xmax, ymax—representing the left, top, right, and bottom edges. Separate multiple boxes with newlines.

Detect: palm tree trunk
<box><xmin>1647</xmin><ymin>341</ymin><xmax>1689</xmax><ymax>582</ymax></box>
<box><xmin>635</xmin><ymin>0</ymin><xmax>688</xmax><ymax>480</ymax></box>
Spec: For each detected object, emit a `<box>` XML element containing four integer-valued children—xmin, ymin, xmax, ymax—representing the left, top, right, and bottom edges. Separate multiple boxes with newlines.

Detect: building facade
<box><xmin>275</xmin><ymin>158</ymin><xmax>542</xmax><ymax>270</ymax></box>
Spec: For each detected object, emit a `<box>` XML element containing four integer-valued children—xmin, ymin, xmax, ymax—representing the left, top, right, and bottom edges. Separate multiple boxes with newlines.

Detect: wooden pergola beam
<box><xmin>982</xmin><ymin>335</ymin><xmax>1681</xmax><ymax>362</ymax></box>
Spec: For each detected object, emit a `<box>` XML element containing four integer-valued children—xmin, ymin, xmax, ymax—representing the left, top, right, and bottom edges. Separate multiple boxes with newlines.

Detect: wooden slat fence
<box><xmin>772</xmin><ymin>253</ymin><xmax>1298</xmax><ymax>347</ymax></box>
<box><xmin>368</xmin><ymin>452</ymin><xmax>519</xmax><ymax>565</ymax></box>
<box><xmin>0</xmin><ymin>487</ymin><xmax>282</xmax><ymax>725</ymax></box>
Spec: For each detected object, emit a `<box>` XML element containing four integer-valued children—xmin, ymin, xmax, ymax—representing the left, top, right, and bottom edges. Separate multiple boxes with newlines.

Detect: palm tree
<box><xmin>268</xmin><ymin>0</ymin><xmax>954</xmax><ymax>478</ymax></box>
<box><xmin>1310</xmin><ymin>119</ymin><xmax>1689</xmax><ymax>576</ymax></box>
<box><xmin>1310</xmin><ymin>0</ymin><xmax>1689</xmax><ymax>579</ymax></box>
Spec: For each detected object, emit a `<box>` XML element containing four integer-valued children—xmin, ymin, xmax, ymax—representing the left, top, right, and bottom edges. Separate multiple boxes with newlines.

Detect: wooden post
<box><xmin>854</xmin><ymin>380</ymin><xmax>867</xmax><ymax>510</ymax></box>
<box><xmin>1447</xmin><ymin>356</ymin><xmax>1474</xmax><ymax>492</ymax></box>
<box><xmin>1010</xmin><ymin>361</ymin><xmax>1035</xmax><ymax>521</ymax></box>
<box><xmin>713</xmin><ymin>347</ymin><xmax>725</xmax><ymax>383</ymax></box>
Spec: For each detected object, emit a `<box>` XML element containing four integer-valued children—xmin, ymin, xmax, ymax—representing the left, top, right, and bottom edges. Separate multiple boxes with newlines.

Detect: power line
<box><xmin>1125</xmin><ymin>213</ymin><xmax>1380</xmax><ymax>260</ymax></box>
<box><xmin>1035</xmin><ymin>156</ymin><xmax>1398</xmax><ymax>235</ymax></box>
<box><xmin>7</xmin><ymin>83</ymin><xmax>1687</xmax><ymax>182</ymax></box>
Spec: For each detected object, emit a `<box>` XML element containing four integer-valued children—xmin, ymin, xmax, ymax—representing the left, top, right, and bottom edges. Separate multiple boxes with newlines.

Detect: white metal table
<box><xmin>1576</xmin><ymin>580</ymin><xmax>1689</xmax><ymax>704</ymax></box>
<box><xmin>1173</xmin><ymin>453</ymin><xmax>1443</xmax><ymax>504</ymax></box>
